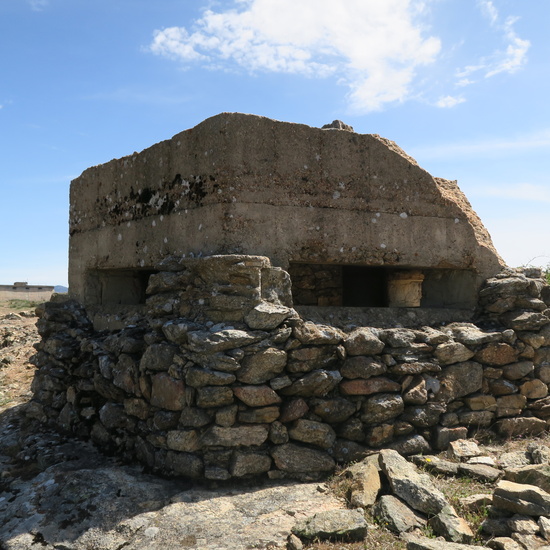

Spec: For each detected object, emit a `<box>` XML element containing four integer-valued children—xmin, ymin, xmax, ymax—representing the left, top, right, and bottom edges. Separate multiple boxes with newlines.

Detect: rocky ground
<box><xmin>3</xmin><ymin>301</ymin><xmax>550</xmax><ymax>550</ymax></box>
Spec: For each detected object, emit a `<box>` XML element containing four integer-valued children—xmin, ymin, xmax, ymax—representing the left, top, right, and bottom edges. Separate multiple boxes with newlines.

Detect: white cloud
<box><xmin>149</xmin><ymin>0</ymin><xmax>441</xmax><ymax>112</ymax></box>
<box><xmin>458</xmin><ymin>1</ymin><xmax>530</xmax><ymax>80</ymax></box>
<box><xmin>478</xmin><ymin>0</ymin><xmax>498</xmax><ymax>25</ymax></box>
<box><xmin>29</xmin><ymin>0</ymin><xmax>49</xmax><ymax>11</ymax></box>
<box><xmin>436</xmin><ymin>95</ymin><xmax>466</xmax><ymax>108</ymax></box>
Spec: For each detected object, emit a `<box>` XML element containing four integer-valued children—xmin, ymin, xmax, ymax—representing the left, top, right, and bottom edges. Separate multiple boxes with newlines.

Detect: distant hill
<box><xmin>54</xmin><ymin>286</ymin><xmax>68</xmax><ymax>294</ymax></box>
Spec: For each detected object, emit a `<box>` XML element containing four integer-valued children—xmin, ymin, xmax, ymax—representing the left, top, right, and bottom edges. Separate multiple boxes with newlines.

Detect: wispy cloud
<box><xmin>149</xmin><ymin>0</ymin><xmax>441</xmax><ymax>113</ymax></box>
<box><xmin>436</xmin><ymin>95</ymin><xmax>466</xmax><ymax>108</ymax></box>
<box><xmin>29</xmin><ymin>0</ymin><xmax>49</xmax><ymax>11</ymax></box>
<box><xmin>457</xmin><ymin>0</ymin><xmax>530</xmax><ymax>82</ymax></box>
<box><xmin>148</xmin><ymin>0</ymin><xmax>531</xmax><ymax>113</ymax></box>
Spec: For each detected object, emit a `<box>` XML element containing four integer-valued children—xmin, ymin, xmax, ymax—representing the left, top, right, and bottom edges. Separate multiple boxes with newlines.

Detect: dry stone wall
<box><xmin>29</xmin><ymin>256</ymin><xmax>550</xmax><ymax>481</ymax></box>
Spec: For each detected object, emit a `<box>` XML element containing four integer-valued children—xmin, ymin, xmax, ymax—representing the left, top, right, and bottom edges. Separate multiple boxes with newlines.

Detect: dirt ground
<box><xmin>0</xmin><ymin>301</ymin><xmax>40</xmax><ymax>413</ymax></box>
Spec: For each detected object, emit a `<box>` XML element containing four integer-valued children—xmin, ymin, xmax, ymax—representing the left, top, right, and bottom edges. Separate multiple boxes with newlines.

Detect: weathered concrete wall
<box><xmin>69</xmin><ymin>113</ymin><xmax>504</xmax><ymax>309</ymax></box>
<box><xmin>29</xmin><ymin>257</ymin><xmax>550</xmax><ymax>482</ymax></box>
<box><xmin>0</xmin><ymin>284</ymin><xmax>55</xmax><ymax>302</ymax></box>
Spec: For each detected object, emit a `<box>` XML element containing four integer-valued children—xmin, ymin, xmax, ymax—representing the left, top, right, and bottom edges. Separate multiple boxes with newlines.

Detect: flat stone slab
<box><xmin>406</xmin><ymin>536</ymin><xmax>486</xmax><ymax>550</ymax></box>
<box><xmin>292</xmin><ymin>508</ymin><xmax>368</xmax><ymax>541</ymax></box>
<box><xmin>0</xmin><ymin>422</ymin><xmax>346</xmax><ymax>550</ymax></box>
<box><xmin>493</xmin><ymin>480</ymin><xmax>550</xmax><ymax>517</ymax></box>
<box><xmin>379</xmin><ymin>449</ymin><xmax>449</xmax><ymax>515</ymax></box>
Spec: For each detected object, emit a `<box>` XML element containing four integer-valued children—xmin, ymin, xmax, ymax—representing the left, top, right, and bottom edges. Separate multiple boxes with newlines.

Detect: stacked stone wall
<box><xmin>29</xmin><ymin>256</ymin><xmax>550</xmax><ymax>481</ymax></box>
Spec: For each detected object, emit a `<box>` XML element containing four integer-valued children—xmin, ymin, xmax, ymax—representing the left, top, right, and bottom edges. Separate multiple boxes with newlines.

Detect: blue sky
<box><xmin>1</xmin><ymin>0</ymin><xmax>549</xmax><ymax>286</ymax></box>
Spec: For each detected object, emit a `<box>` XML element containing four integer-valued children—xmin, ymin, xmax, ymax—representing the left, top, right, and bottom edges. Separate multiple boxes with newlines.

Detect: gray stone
<box><xmin>435</xmin><ymin>342</ymin><xmax>475</xmax><ymax>365</ymax></box>
<box><xmin>507</xmin><ymin>514</ymin><xmax>539</xmax><ymax>534</ymax></box>
<box><xmin>458</xmin><ymin>463</ymin><xmax>502</xmax><ymax>482</ymax></box>
<box><xmin>373</xmin><ymin>494</ymin><xmax>426</xmax><ymax>534</ymax></box>
<box><xmin>271</xmin><ymin>443</ymin><xmax>335</xmax><ymax>474</ymax></box>
<box><xmin>433</xmin><ymin>426</ymin><xmax>469</xmax><ymax>451</ymax></box>
<box><xmin>233</xmin><ymin>385</ymin><xmax>281</xmax><ymax>407</ymax></box>
<box><xmin>437</xmin><ymin>361</ymin><xmax>483</xmax><ymax>402</ymax></box>
<box><xmin>244</xmin><ymin>302</ymin><xmax>293</xmax><ymax>330</ymax></box>
<box><xmin>202</xmin><ymin>425</ymin><xmax>269</xmax><ymax>447</ymax></box>
<box><xmin>511</xmin><ymin>532</ymin><xmax>548</xmax><ymax>549</ymax></box>
<box><xmin>447</xmin><ymin>438</ymin><xmax>481</xmax><ymax>459</ymax></box>
<box><xmin>499</xmin><ymin>451</ymin><xmax>532</xmax><ymax>470</ymax></box>
<box><xmin>502</xmin><ymin>361</ymin><xmax>535</xmax><ymax>380</ymax></box>
<box><xmin>401</xmin><ymin>402</ymin><xmax>446</xmax><ymax>428</ymax></box>
<box><xmin>292</xmin><ymin>508</ymin><xmax>368</xmax><ymax>541</ymax></box>
<box><xmin>406</xmin><ymin>536</ymin><xmax>486</xmax><ymax>549</ymax></box>
<box><xmin>237</xmin><ymin>347</ymin><xmax>287</xmax><ymax>383</ymax></box>
<box><xmin>538</xmin><ymin>516</ymin><xmax>550</xmax><ymax>541</ymax></box>
<box><xmin>185</xmin><ymin>366</ymin><xmax>236</xmax><ymax>387</ymax></box>
<box><xmin>505</xmin><ymin>464</ymin><xmax>550</xmax><ymax>493</ymax></box>
<box><xmin>448</xmin><ymin>323</ymin><xmax>502</xmax><ymax>346</ymax></box>
<box><xmin>365</xmin><ymin>423</ymin><xmax>395</xmax><ymax>447</ymax></box>
<box><xmin>196</xmin><ymin>386</ymin><xmax>234</xmax><ymax>407</ymax></box>
<box><xmin>428</xmin><ymin>505</ymin><xmax>474</xmax><ymax>544</ymax></box>
<box><xmin>410</xmin><ymin>455</ymin><xmax>460</xmax><ymax>475</ymax></box>
<box><xmin>379</xmin><ymin>449</ymin><xmax>449</xmax><ymax>515</ymax></box>
<box><xmin>378</xmin><ymin>328</ymin><xmax>417</xmax><ymax>347</ymax></box>
<box><xmin>501</xmin><ymin>312</ymin><xmax>550</xmax><ymax>331</ymax></box>
<box><xmin>310</xmin><ymin>398</ymin><xmax>356</xmax><ymax>423</ymax></box>
<box><xmin>238</xmin><ymin>406</ymin><xmax>280</xmax><ymax>423</ymax></box>
<box><xmin>150</xmin><ymin>373</ymin><xmax>186</xmax><ymax>411</ymax></box>
<box><xmin>330</xmin><ymin>439</ymin><xmax>368</xmax><ymax>463</ymax></box>
<box><xmin>288</xmin><ymin>419</ymin><xmax>336</xmax><ymax>449</ymax></box>
<box><xmin>281</xmin><ymin>369</ymin><xmax>342</xmax><ymax>397</ymax></box>
<box><xmin>461</xmin><ymin>409</ymin><xmax>496</xmax><ymax>428</ymax></box>
<box><xmin>361</xmin><ymin>393</ymin><xmax>404</xmax><ymax>424</ymax></box>
<box><xmin>230</xmin><ymin>452</ymin><xmax>272</xmax><ymax>476</ymax></box>
<box><xmin>459</xmin><ymin>493</ymin><xmax>493</xmax><ymax>511</ymax></box>
<box><xmin>292</xmin><ymin>321</ymin><xmax>344</xmax><ymax>345</ymax></box>
<box><xmin>497</xmin><ymin>417</ymin><xmax>548</xmax><ymax>438</ymax></box>
<box><xmin>341</xmin><ymin>356</ymin><xmax>386</xmax><ymax>379</ymax></box>
<box><xmin>140</xmin><ymin>343</ymin><xmax>177</xmax><ymax>372</ymax></box>
<box><xmin>489</xmin><ymin>378</ymin><xmax>519</xmax><ymax>396</ymax></box>
<box><xmin>162</xmin><ymin>319</ymin><xmax>201</xmax><ymax>345</ymax></box>
<box><xmin>187</xmin><ymin>329</ymin><xmax>265</xmax><ymax>353</ymax></box>
<box><xmin>493</xmin><ymin>480</ymin><xmax>550</xmax><ymax>516</ymax></box>
<box><xmin>389</xmin><ymin>434</ymin><xmax>431</xmax><ymax>456</ymax></box>
<box><xmin>485</xmin><ymin>537</ymin><xmax>522</xmax><ymax>550</ymax></box>
<box><xmin>166</xmin><ymin>430</ymin><xmax>200</xmax><ymax>452</ymax></box>
<box><xmin>345</xmin><ymin>456</ymin><xmax>382</xmax><ymax>508</ymax></box>
<box><xmin>390</xmin><ymin>362</ymin><xmax>441</xmax><ymax>375</ymax></box>
<box><xmin>403</xmin><ymin>376</ymin><xmax>428</xmax><ymax>405</ymax></box>
<box><xmin>165</xmin><ymin>451</ymin><xmax>204</xmax><ymax>478</ymax></box>
<box><xmin>528</xmin><ymin>443</ymin><xmax>550</xmax><ymax>464</ymax></box>
<box><xmin>343</xmin><ymin>328</ymin><xmax>385</xmax><ymax>356</ymax></box>
<box><xmin>288</xmin><ymin>345</ymin><xmax>337</xmax><ymax>373</ymax></box>
<box><xmin>99</xmin><ymin>403</ymin><xmax>135</xmax><ymax>431</ymax></box>
<box><xmin>214</xmin><ymin>404</ymin><xmax>238</xmax><ymax>427</ymax></box>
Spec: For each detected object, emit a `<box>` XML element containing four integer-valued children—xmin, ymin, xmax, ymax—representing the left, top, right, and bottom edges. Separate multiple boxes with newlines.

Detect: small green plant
<box><xmin>7</xmin><ymin>299</ymin><xmax>40</xmax><ymax>310</ymax></box>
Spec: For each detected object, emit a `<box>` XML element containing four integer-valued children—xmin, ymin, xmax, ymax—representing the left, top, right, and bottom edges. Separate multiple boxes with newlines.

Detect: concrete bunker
<box><xmin>68</xmin><ymin>112</ymin><xmax>504</xmax><ymax>326</ymax></box>
<box><xmin>28</xmin><ymin>113</ymin><xmax>550</xmax><ymax>485</ymax></box>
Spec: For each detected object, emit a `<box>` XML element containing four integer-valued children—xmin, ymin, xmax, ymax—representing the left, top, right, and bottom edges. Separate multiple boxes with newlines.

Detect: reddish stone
<box><xmin>340</xmin><ymin>377</ymin><xmax>401</xmax><ymax>396</ymax></box>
